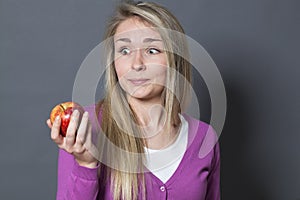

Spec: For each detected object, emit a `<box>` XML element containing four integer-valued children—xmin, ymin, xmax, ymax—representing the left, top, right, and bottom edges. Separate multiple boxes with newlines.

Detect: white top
<box><xmin>144</xmin><ymin>115</ymin><xmax>188</xmax><ymax>183</ymax></box>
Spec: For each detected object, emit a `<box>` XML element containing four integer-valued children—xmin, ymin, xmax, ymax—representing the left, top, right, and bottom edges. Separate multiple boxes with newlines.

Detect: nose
<box><xmin>132</xmin><ymin>48</ymin><xmax>146</xmax><ymax>71</ymax></box>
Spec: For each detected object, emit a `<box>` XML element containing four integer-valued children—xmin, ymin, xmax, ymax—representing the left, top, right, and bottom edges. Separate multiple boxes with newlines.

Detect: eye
<box><xmin>119</xmin><ymin>47</ymin><xmax>131</xmax><ymax>55</ymax></box>
<box><xmin>147</xmin><ymin>48</ymin><xmax>161</xmax><ymax>55</ymax></box>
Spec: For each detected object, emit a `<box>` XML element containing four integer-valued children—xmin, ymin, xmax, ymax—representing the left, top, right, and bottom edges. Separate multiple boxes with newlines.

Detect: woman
<box><xmin>47</xmin><ymin>1</ymin><xmax>220</xmax><ymax>199</ymax></box>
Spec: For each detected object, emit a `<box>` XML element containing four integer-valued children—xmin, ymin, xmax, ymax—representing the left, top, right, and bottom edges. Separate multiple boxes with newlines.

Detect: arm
<box><xmin>56</xmin><ymin>149</ymin><xmax>100</xmax><ymax>200</ymax></box>
<box><xmin>205</xmin><ymin>142</ymin><xmax>221</xmax><ymax>200</ymax></box>
<box><xmin>47</xmin><ymin>110</ymin><xmax>101</xmax><ymax>200</ymax></box>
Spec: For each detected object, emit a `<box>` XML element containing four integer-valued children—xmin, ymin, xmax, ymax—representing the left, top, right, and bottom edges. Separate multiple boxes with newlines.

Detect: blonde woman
<box><xmin>47</xmin><ymin>1</ymin><xmax>220</xmax><ymax>199</ymax></box>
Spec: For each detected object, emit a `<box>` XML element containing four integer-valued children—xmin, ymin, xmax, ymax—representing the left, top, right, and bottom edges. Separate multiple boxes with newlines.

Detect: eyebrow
<box><xmin>115</xmin><ymin>38</ymin><xmax>131</xmax><ymax>43</ymax></box>
<box><xmin>115</xmin><ymin>38</ymin><xmax>162</xmax><ymax>43</ymax></box>
<box><xmin>143</xmin><ymin>38</ymin><xmax>162</xmax><ymax>43</ymax></box>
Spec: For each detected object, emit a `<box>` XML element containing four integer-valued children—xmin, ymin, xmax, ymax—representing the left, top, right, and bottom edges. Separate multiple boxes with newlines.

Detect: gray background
<box><xmin>0</xmin><ymin>0</ymin><xmax>299</xmax><ymax>199</ymax></box>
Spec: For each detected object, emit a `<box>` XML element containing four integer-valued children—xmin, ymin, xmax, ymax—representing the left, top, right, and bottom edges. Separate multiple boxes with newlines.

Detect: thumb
<box><xmin>46</xmin><ymin>119</ymin><xmax>53</xmax><ymax>129</ymax></box>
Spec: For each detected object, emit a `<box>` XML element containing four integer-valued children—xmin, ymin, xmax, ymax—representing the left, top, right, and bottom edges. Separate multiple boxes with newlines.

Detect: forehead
<box><xmin>114</xmin><ymin>17</ymin><xmax>162</xmax><ymax>41</ymax></box>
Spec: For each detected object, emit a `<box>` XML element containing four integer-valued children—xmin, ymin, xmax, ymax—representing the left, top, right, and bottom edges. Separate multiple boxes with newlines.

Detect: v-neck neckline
<box><xmin>145</xmin><ymin>114</ymin><xmax>199</xmax><ymax>186</ymax></box>
<box><xmin>146</xmin><ymin>145</ymin><xmax>190</xmax><ymax>186</ymax></box>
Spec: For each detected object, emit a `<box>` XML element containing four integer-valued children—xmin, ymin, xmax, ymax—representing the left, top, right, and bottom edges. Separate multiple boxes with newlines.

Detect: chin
<box><xmin>129</xmin><ymin>91</ymin><xmax>153</xmax><ymax>100</ymax></box>
<box><xmin>128</xmin><ymin>89</ymin><xmax>164</xmax><ymax>102</ymax></box>
<box><xmin>120</xmin><ymin>82</ymin><xmax>164</xmax><ymax>101</ymax></box>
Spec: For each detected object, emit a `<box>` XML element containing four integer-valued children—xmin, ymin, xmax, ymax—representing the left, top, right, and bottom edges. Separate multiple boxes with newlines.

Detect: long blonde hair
<box><xmin>96</xmin><ymin>1</ymin><xmax>191</xmax><ymax>199</ymax></box>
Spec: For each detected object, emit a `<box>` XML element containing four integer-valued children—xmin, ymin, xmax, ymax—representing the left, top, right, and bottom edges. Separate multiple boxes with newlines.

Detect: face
<box><xmin>113</xmin><ymin>17</ymin><xmax>167</xmax><ymax>102</ymax></box>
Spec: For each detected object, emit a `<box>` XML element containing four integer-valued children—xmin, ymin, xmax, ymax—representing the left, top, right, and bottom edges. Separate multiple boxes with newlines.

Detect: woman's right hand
<box><xmin>46</xmin><ymin>110</ymin><xmax>98</xmax><ymax>168</ymax></box>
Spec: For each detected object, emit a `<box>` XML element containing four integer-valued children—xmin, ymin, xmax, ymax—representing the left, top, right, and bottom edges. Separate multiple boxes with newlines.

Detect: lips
<box><xmin>128</xmin><ymin>78</ymin><xmax>150</xmax><ymax>86</ymax></box>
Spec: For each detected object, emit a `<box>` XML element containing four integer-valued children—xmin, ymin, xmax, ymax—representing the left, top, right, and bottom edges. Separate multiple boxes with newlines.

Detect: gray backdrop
<box><xmin>0</xmin><ymin>0</ymin><xmax>299</xmax><ymax>199</ymax></box>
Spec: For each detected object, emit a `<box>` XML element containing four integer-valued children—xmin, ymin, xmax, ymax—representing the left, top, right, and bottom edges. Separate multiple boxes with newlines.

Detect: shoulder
<box><xmin>182</xmin><ymin>114</ymin><xmax>219</xmax><ymax>159</ymax></box>
<box><xmin>83</xmin><ymin>104</ymin><xmax>98</xmax><ymax>117</ymax></box>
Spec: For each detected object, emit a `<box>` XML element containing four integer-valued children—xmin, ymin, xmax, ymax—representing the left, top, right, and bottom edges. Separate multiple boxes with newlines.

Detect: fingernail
<box><xmin>55</xmin><ymin>115</ymin><xmax>60</xmax><ymax>121</ymax></box>
<box><xmin>73</xmin><ymin>110</ymin><xmax>79</xmax><ymax>117</ymax></box>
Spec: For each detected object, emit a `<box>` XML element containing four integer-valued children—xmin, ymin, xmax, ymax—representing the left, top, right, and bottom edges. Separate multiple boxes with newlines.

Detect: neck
<box><xmin>128</xmin><ymin>95</ymin><xmax>164</xmax><ymax>127</ymax></box>
<box><xmin>145</xmin><ymin>124</ymin><xmax>181</xmax><ymax>150</ymax></box>
<box><xmin>128</xmin><ymin>96</ymin><xmax>181</xmax><ymax>150</ymax></box>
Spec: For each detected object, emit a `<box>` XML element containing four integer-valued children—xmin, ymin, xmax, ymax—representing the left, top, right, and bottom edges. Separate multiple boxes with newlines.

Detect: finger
<box><xmin>74</xmin><ymin>112</ymin><xmax>91</xmax><ymax>153</ymax></box>
<box><xmin>76</xmin><ymin>111</ymin><xmax>89</xmax><ymax>144</ymax></box>
<box><xmin>84</xmin><ymin>124</ymin><xmax>93</xmax><ymax>148</ymax></box>
<box><xmin>84</xmin><ymin>122</ymin><xmax>93</xmax><ymax>150</ymax></box>
<box><xmin>46</xmin><ymin>119</ymin><xmax>52</xmax><ymax>129</ymax></box>
<box><xmin>50</xmin><ymin>116</ymin><xmax>63</xmax><ymax>145</ymax></box>
<box><xmin>84</xmin><ymin>124</ymin><xmax>98</xmax><ymax>159</ymax></box>
<box><xmin>65</xmin><ymin>110</ymin><xmax>80</xmax><ymax>148</ymax></box>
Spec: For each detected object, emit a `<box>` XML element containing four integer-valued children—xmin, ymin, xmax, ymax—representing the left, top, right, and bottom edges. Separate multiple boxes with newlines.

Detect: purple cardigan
<box><xmin>56</xmin><ymin>107</ymin><xmax>220</xmax><ymax>200</ymax></box>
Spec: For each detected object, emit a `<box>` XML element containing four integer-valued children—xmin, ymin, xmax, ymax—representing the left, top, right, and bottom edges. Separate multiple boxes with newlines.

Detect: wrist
<box><xmin>75</xmin><ymin>159</ymin><xmax>99</xmax><ymax>169</ymax></box>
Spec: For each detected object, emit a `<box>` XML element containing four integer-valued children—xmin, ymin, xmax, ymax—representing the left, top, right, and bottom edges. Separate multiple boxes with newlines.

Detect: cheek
<box><xmin>151</xmin><ymin>66</ymin><xmax>167</xmax><ymax>83</ymax></box>
<box><xmin>114</xmin><ymin>60</ymin><xmax>127</xmax><ymax>79</ymax></box>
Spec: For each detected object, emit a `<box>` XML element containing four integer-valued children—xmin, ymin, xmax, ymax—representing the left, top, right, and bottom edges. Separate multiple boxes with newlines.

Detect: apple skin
<box><xmin>50</xmin><ymin>102</ymin><xmax>84</xmax><ymax>137</ymax></box>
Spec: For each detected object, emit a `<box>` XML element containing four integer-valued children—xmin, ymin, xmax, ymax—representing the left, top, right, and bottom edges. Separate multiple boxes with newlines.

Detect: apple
<box><xmin>50</xmin><ymin>102</ymin><xmax>84</xmax><ymax>137</ymax></box>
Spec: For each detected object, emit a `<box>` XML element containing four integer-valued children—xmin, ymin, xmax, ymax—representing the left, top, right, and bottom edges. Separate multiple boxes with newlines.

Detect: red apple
<box><xmin>50</xmin><ymin>102</ymin><xmax>84</xmax><ymax>137</ymax></box>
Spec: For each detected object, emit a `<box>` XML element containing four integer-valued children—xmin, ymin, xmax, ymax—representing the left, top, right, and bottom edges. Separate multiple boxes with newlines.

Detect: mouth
<box><xmin>127</xmin><ymin>78</ymin><xmax>150</xmax><ymax>86</ymax></box>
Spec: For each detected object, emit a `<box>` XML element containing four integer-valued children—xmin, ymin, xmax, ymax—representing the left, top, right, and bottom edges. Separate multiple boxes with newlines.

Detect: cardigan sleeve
<box><xmin>205</xmin><ymin>142</ymin><xmax>221</xmax><ymax>200</ymax></box>
<box><xmin>56</xmin><ymin>149</ymin><xmax>100</xmax><ymax>200</ymax></box>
